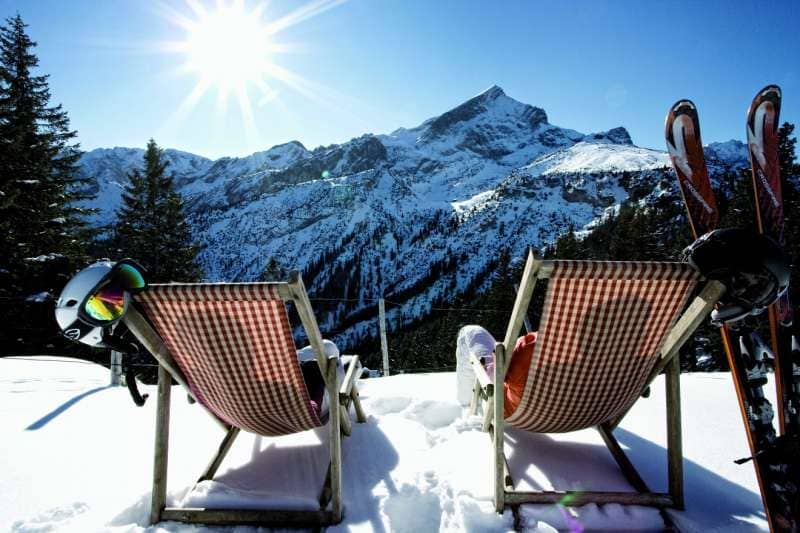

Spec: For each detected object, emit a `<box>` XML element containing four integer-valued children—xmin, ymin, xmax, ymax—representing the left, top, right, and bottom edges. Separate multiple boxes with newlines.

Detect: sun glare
<box><xmin>184</xmin><ymin>4</ymin><xmax>269</xmax><ymax>91</ymax></box>
<box><xmin>159</xmin><ymin>0</ymin><xmax>349</xmax><ymax>146</ymax></box>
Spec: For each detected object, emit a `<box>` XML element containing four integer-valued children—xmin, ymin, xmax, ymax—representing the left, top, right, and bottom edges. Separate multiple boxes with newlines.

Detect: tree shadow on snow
<box><xmin>503</xmin><ymin>426</ymin><xmax>766</xmax><ymax>532</ymax></box>
<box><xmin>25</xmin><ymin>386</ymin><xmax>110</xmax><ymax>430</ymax></box>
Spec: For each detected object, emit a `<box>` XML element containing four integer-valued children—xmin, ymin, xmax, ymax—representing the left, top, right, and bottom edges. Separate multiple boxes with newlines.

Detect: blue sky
<box><xmin>1</xmin><ymin>0</ymin><xmax>798</xmax><ymax>159</ymax></box>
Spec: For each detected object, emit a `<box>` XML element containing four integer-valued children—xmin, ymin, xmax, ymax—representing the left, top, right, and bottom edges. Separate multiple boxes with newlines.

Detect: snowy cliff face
<box><xmin>76</xmin><ymin>86</ymin><xmax>748</xmax><ymax>349</ymax></box>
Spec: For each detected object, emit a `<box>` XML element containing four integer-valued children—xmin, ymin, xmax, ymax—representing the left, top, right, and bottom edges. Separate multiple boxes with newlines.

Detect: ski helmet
<box><xmin>55</xmin><ymin>259</ymin><xmax>146</xmax><ymax>347</ymax></box>
<box><xmin>684</xmin><ymin>228</ymin><xmax>790</xmax><ymax>324</ymax></box>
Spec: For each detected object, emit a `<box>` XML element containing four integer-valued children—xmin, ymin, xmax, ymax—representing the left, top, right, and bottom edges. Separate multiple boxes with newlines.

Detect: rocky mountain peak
<box><xmin>422</xmin><ymin>85</ymin><xmax>548</xmax><ymax>141</ymax></box>
<box><xmin>585</xmin><ymin>127</ymin><xmax>633</xmax><ymax>146</ymax></box>
<box><xmin>475</xmin><ymin>84</ymin><xmax>506</xmax><ymax>102</ymax></box>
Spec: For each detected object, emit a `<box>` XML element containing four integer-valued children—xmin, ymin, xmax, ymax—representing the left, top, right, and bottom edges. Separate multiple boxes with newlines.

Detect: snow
<box><xmin>1</xmin><ymin>356</ymin><xmax>771</xmax><ymax>532</ymax></box>
<box><xmin>25</xmin><ymin>291</ymin><xmax>51</xmax><ymax>303</ymax></box>
<box><xmin>23</xmin><ymin>253</ymin><xmax>65</xmax><ymax>263</ymax></box>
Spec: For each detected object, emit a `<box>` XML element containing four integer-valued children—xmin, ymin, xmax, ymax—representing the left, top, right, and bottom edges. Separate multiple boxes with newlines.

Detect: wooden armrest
<box><xmin>339</xmin><ymin>355</ymin><xmax>361</xmax><ymax>397</ymax></box>
<box><xmin>469</xmin><ymin>353</ymin><xmax>494</xmax><ymax>397</ymax></box>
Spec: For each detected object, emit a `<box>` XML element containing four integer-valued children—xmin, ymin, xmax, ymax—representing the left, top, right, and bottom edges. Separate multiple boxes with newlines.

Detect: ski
<box><xmin>745</xmin><ymin>84</ymin><xmax>800</xmax><ymax>439</ymax></box>
<box><xmin>745</xmin><ymin>84</ymin><xmax>800</xmax><ymax>529</ymax></box>
<box><xmin>666</xmin><ymin>99</ymin><xmax>795</xmax><ymax>532</ymax></box>
<box><xmin>665</xmin><ymin>100</ymin><xmax>719</xmax><ymax>236</ymax></box>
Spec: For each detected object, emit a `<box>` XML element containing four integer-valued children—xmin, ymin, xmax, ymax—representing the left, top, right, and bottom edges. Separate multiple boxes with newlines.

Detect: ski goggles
<box><xmin>78</xmin><ymin>260</ymin><xmax>147</xmax><ymax>326</ymax></box>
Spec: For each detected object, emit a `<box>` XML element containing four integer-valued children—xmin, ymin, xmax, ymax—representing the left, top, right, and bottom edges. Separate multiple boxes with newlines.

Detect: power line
<box><xmin>0</xmin><ymin>356</ymin><xmax>98</xmax><ymax>365</ymax></box>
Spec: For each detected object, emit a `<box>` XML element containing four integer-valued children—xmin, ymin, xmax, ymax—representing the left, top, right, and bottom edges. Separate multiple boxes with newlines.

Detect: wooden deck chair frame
<box><xmin>470</xmin><ymin>250</ymin><xmax>726</xmax><ymax>513</ymax></box>
<box><xmin>122</xmin><ymin>273</ymin><xmax>367</xmax><ymax>528</ymax></box>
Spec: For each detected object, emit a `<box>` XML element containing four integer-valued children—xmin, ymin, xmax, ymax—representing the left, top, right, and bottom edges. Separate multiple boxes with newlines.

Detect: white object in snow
<box><xmin>455</xmin><ymin>325</ymin><xmax>496</xmax><ymax>405</ymax></box>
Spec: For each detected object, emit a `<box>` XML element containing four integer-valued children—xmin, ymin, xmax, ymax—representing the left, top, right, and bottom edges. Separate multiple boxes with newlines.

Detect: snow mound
<box><xmin>530</xmin><ymin>142</ymin><xmax>669</xmax><ymax>175</ymax></box>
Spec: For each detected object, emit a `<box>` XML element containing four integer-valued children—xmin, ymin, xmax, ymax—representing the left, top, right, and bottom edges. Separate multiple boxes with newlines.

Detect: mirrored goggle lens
<box><xmin>84</xmin><ymin>283</ymin><xmax>126</xmax><ymax>322</ymax></box>
<box><xmin>114</xmin><ymin>263</ymin><xmax>146</xmax><ymax>291</ymax></box>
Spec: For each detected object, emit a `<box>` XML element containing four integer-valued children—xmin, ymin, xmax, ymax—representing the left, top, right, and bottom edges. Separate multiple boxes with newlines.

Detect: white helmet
<box><xmin>55</xmin><ymin>260</ymin><xmax>146</xmax><ymax>347</ymax></box>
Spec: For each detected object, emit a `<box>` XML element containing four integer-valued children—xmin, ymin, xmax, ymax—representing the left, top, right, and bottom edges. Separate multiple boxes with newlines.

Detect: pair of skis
<box><xmin>666</xmin><ymin>85</ymin><xmax>799</xmax><ymax>531</ymax></box>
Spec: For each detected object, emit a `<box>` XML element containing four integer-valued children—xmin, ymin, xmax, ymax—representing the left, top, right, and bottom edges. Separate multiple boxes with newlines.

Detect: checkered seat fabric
<box><xmin>134</xmin><ymin>283</ymin><xmax>323</xmax><ymax>436</ymax></box>
<box><xmin>505</xmin><ymin>261</ymin><xmax>699</xmax><ymax>433</ymax></box>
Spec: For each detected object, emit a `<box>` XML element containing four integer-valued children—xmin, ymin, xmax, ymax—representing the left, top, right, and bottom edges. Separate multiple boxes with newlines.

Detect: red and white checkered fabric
<box><xmin>506</xmin><ymin>261</ymin><xmax>699</xmax><ymax>433</ymax></box>
<box><xmin>134</xmin><ymin>283</ymin><xmax>323</xmax><ymax>436</ymax></box>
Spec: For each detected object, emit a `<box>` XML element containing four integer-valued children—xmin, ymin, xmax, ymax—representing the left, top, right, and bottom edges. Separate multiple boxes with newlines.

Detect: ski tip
<box><xmin>747</xmin><ymin>85</ymin><xmax>782</xmax><ymax>128</ymax></box>
<box><xmin>757</xmin><ymin>84</ymin><xmax>782</xmax><ymax>99</ymax></box>
<box><xmin>669</xmin><ymin>99</ymin><xmax>697</xmax><ymax>113</ymax></box>
<box><xmin>665</xmin><ymin>99</ymin><xmax>700</xmax><ymax>142</ymax></box>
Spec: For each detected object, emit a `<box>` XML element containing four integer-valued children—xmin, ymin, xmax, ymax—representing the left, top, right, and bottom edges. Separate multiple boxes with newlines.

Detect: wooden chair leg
<box><xmin>339</xmin><ymin>404</ymin><xmax>352</xmax><ymax>436</ymax></box>
<box><xmin>198</xmin><ymin>426</ymin><xmax>240</xmax><ymax>483</ymax></box>
<box><xmin>494</xmin><ymin>343</ymin><xmax>506</xmax><ymax>513</ymax></box>
<box><xmin>150</xmin><ymin>365</ymin><xmax>172</xmax><ymax>525</ymax></box>
<box><xmin>326</xmin><ymin>361</ymin><xmax>343</xmax><ymax>523</ymax></box>
<box><xmin>318</xmin><ymin>462</ymin><xmax>333</xmax><ymax>509</ymax></box>
<box><xmin>351</xmin><ymin>387</ymin><xmax>367</xmax><ymax>423</ymax></box>
<box><xmin>598</xmin><ymin>423</ymin><xmax>650</xmax><ymax>494</ymax></box>
<box><xmin>666</xmin><ymin>355</ymin><xmax>684</xmax><ymax>510</ymax></box>
<box><xmin>470</xmin><ymin>380</ymin><xmax>481</xmax><ymax>415</ymax></box>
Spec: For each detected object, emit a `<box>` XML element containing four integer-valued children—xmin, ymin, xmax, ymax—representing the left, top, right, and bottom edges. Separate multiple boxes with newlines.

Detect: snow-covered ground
<box><xmin>1</xmin><ymin>357</ymin><xmax>770</xmax><ymax>532</ymax></box>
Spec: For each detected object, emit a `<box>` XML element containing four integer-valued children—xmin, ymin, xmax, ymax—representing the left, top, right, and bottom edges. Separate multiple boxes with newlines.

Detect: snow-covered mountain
<box><xmin>77</xmin><ymin>86</ymin><xmax>749</xmax><ymax>350</ymax></box>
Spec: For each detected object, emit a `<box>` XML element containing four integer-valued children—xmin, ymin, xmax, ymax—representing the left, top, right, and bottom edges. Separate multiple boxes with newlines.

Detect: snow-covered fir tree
<box><xmin>0</xmin><ymin>14</ymin><xmax>93</xmax><ymax>352</ymax></box>
<box><xmin>114</xmin><ymin>139</ymin><xmax>202</xmax><ymax>282</ymax></box>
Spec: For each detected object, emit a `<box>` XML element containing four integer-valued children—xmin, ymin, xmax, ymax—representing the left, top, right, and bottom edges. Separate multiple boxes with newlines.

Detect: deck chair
<box><xmin>122</xmin><ymin>273</ymin><xmax>367</xmax><ymax>527</ymax></box>
<box><xmin>470</xmin><ymin>250</ymin><xmax>725</xmax><ymax>513</ymax></box>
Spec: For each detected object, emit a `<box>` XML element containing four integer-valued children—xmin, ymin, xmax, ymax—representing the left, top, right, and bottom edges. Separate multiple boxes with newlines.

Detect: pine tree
<box><xmin>258</xmin><ymin>258</ymin><xmax>287</xmax><ymax>281</ymax></box>
<box><xmin>114</xmin><ymin>139</ymin><xmax>202</xmax><ymax>282</ymax></box>
<box><xmin>0</xmin><ymin>14</ymin><xmax>94</xmax><ymax>352</ymax></box>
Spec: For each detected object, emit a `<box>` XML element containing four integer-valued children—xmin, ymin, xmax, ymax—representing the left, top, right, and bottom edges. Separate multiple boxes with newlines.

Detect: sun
<box><xmin>158</xmin><ymin>0</ymin><xmax>348</xmax><ymax>145</ymax></box>
<box><xmin>183</xmin><ymin>3</ymin><xmax>270</xmax><ymax>92</ymax></box>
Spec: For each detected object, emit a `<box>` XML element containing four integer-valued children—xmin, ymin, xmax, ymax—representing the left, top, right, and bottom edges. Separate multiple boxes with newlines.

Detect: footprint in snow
<box><xmin>11</xmin><ymin>501</ymin><xmax>89</xmax><ymax>532</ymax></box>
<box><xmin>382</xmin><ymin>484</ymin><xmax>442</xmax><ymax>533</ymax></box>
<box><xmin>366</xmin><ymin>396</ymin><xmax>412</xmax><ymax>415</ymax></box>
<box><xmin>406</xmin><ymin>400</ymin><xmax>463</xmax><ymax>430</ymax></box>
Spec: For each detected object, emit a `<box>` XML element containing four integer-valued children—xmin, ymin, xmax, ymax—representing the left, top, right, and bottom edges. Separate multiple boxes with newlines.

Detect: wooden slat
<box><xmin>326</xmin><ymin>360</ymin><xmax>343</xmax><ymax>523</ymax></box>
<box><xmin>150</xmin><ymin>365</ymin><xmax>172</xmax><ymax>525</ymax></box>
<box><xmin>469</xmin><ymin>379</ymin><xmax>481</xmax><ymax>416</ymax></box>
<box><xmin>339</xmin><ymin>404</ymin><xmax>352</xmax><ymax>436</ymax></box>
<box><xmin>469</xmin><ymin>352</ymin><xmax>494</xmax><ymax>397</ymax></box>
<box><xmin>503</xmin><ymin>249</ymin><xmax>541</xmax><ymax>373</ymax></box>
<box><xmin>160</xmin><ymin>508</ymin><xmax>336</xmax><ymax>526</ymax></box>
<box><xmin>666</xmin><ymin>355</ymin><xmax>684</xmax><ymax>510</ymax></box>
<box><xmin>493</xmin><ymin>342</ymin><xmax>507</xmax><ymax>512</ymax></box>
<box><xmin>537</xmin><ymin>261</ymin><xmax>554</xmax><ymax>279</ymax></box>
<box><xmin>198</xmin><ymin>427</ymin><xmax>240</xmax><ymax>483</ymax></box>
<box><xmin>597</xmin><ymin>424</ymin><xmax>650</xmax><ymax>494</ymax></box>
<box><xmin>513</xmin><ymin>283</ymin><xmax>534</xmax><ymax>333</ymax></box>
<box><xmin>318</xmin><ymin>462</ymin><xmax>333</xmax><ymax>508</ymax></box>
<box><xmin>339</xmin><ymin>356</ymin><xmax>361</xmax><ymax>397</ymax></box>
<box><xmin>287</xmin><ymin>272</ymin><xmax>330</xmax><ymax>377</ymax></box>
<box><xmin>505</xmin><ymin>491</ymin><xmax>674</xmax><ymax>507</ymax></box>
<box><xmin>482</xmin><ymin>390</ymin><xmax>494</xmax><ymax>432</ymax></box>
<box><xmin>658</xmin><ymin>280</ymin><xmax>726</xmax><ymax>363</ymax></box>
<box><xmin>351</xmin><ymin>387</ymin><xmax>367</xmax><ymax>423</ymax></box>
